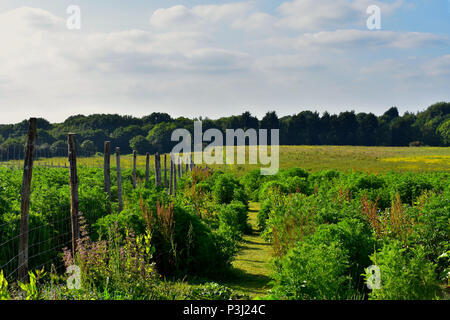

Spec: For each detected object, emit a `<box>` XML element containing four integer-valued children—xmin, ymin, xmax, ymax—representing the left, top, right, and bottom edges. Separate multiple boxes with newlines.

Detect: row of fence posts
<box><xmin>15</xmin><ymin>118</ymin><xmax>196</xmax><ymax>282</ymax></box>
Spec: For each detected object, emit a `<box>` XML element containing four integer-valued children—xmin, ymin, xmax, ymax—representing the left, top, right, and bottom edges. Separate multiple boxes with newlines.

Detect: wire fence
<box><xmin>0</xmin><ymin>122</ymin><xmax>195</xmax><ymax>282</ymax></box>
<box><xmin>0</xmin><ymin>144</ymin><xmax>172</xmax><ymax>170</ymax></box>
<box><xmin>0</xmin><ymin>139</ymin><xmax>73</xmax><ymax>281</ymax></box>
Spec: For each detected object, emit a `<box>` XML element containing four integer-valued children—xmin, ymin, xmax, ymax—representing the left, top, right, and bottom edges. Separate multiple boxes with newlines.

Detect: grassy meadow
<box><xmin>4</xmin><ymin>145</ymin><xmax>448</xmax><ymax>174</ymax></box>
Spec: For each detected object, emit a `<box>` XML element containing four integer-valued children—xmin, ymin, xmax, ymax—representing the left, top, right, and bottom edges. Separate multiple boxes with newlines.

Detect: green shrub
<box><xmin>142</xmin><ymin>201</ymin><xmax>236</xmax><ymax>277</ymax></box>
<box><xmin>366</xmin><ymin>241</ymin><xmax>439</xmax><ymax>300</ymax></box>
<box><xmin>391</xmin><ymin>174</ymin><xmax>434</xmax><ymax>205</ymax></box>
<box><xmin>310</xmin><ymin>169</ymin><xmax>341</xmax><ymax>181</ymax></box>
<box><xmin>285</xmin><ymin>176</ymin><xmax>311</xmax><ymax>194</ymax></box>
<box><xmin>257</xmin><ymin>198</ymin><xmax>272</xmax><ymax>231</ymax></box>
<box><xmin>95</xmin><ymin>209</ymin><xmax>146</xmax><ymax>239</ymax></box>
<box><xmin>279</xmin><ymin>168</ymin><xmax>309</xmax><ymax>179</ymax></box>
<box><xmin>262</xmin><ymin>192</ymin><xmax>318</xmax><ymax>255</ymax></box>
<box><xmin>271</xmin><ymin>240</ymin><xmax>352</xmax><ymax>300</ymax></box>
<box><xmin>408</xmin><ymin>189</ymin><xmax>450</xmax><ymax>267</ymax></box>
<box><xmin>64</xmin><ymin>225</ymin><xmax>159</xmax><ymax>299</ymax></box>
<box><xmin>196</xmin><ymin>181</ymin><xmax>212</xmax><ymax>194</ymax></box>
<box><xmin>353</xmin><ymin>174</ymin><xmax>385</xmax><ymax>191</ymax></box>
<box><xmin>0</xmin><ymin>270</ymin><xmax>10</xmax><ymax>300</ymax></box>
<box><xmin>218</xmin><ymin>201</ymin><xmax>251</xmax><ymax>238</ymax></box>
<box><xmin>211</xmin><ymin>227</ymin><xmax>239</xmax><ymax>266</ymax></box>
<box><xmin>189</xmin><ymin>282</ymin><xmax>246</xmax><ymax>300</ymax></box>
<box><xmin>213</xmin><ymin>174</ymin><xmax>246</xmax><ymax>205</ymax></box>
<box><xmin>309</xmin><ymin>218</ymin><xmax>376</xmax><ymax>292</ymax></box>
<box><xmin>258</xmin><ymin>180</ymin><xmax>288</xmax><ymax>201</ymax></box>
<box><xmin>240</xmin><ymin>169</ymin><xmax>266</xmax><ymax>201</ymax></box>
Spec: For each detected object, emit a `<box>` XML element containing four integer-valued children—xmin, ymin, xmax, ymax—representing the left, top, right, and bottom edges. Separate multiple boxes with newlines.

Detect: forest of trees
<box><xmin>0</xmin><ymin>102</ymin><xmax>449</xmax><ymax>159</ymax></box>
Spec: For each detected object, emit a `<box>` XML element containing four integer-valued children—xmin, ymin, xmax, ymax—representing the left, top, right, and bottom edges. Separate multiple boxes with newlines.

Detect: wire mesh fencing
<box><xmin>0</xmin><ymin>135</ymin><xmax>74</xmax><ymax>281</ymax></box>
<box><xmin>0</xmin><ymin>134</ymin><xmax>110</xmax><ymax>281</ymax></box>
<box><xmin>0</xmin><ymin>120</ymin><xmax>195</xmax><ymax>282</ymax></box>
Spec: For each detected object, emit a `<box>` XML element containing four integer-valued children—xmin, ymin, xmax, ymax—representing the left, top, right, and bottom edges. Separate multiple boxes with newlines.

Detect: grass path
<box><xmin>220</xmin><ymin>202</ymin><xmax>273</xmax><ymax>298</ymax></box>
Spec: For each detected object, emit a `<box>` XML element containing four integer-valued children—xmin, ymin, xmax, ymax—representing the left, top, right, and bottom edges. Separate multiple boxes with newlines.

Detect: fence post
<box><xmin>169</xmin><ymin>155</ymin><xmax>173</xmax><ymax>195</ymax></box>
<box><xmin>174</xmin><ymin>155</ymin><xmax>177</xmax><ymax>197</ymax></box>
<box><xmin>68</xmin><ymin>133</ymin><xmax>80</xmax><ymax>259</ymax></box>
<box><xmin>164</xmin><ymin>154</ymin><xmax>167</xmax><ymax>188</ymax></box>
<box><xmin>116</xmin><ymin>147</ymin><xmax>123</xmax><ymax>213</ymax></box>
<box><xmin>155</xmin><ymin>152</ymin><xmax>158</xmax><ymax>186</ymax></box>
<box><xmin>157</xmin><ymin>153</ymin><xmax>163</xmax><ymax>186</ymax></box>
<box><xmin>18</xmin><ymin>118</ymin><xmax>37</xmax><ymax>282</ymax></box>
<box><xmin>132</xmin><ymin>150</ymin><xmax>137</xmax><ymax>189</ymax></box>
<box><xmin>158</xmin><ymin>153</ymin><xmax>162</xmax><ymax>186</ymax></box>
<box><xmin>104</xmin><ymin>141</ymin><xmax>111</xmax><ymax>196</ymax></box>
<box><xmin>145</xmin><ymin>153</ymin><xmax>150</xmax><ymax>184</ymax></box>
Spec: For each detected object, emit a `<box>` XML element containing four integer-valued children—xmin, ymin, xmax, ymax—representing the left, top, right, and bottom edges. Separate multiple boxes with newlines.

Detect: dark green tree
<box><xmin>129</xmin><ymin>135</ymin><xmax>153</xmax><ymax>154</ymax></box>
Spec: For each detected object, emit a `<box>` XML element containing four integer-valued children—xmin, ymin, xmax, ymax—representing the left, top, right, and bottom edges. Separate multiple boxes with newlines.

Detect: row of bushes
<box><xmin>0</xmin><ymin>164</ymin><xmax>252</xmax><ymax>298</ymax></box>
<box><xmin>239</xmin><ymin>168</ymin><xmax>449</xmax><ymax>300</ymax></box>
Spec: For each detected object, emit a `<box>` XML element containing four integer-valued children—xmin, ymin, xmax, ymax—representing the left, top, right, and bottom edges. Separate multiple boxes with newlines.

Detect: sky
<box><xmin>0</xmin><ymin>0</ymin><xmax>449</xmax><ymax>124</ymax></box>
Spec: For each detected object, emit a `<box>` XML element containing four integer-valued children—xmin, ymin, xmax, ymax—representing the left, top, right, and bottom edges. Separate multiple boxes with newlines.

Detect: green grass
<box><xmin>219</xmin><ymin>146</ymin><xmax>450</xmax><ymax>176</ymax></box>
<box><xmin>219</xmin><ymin>202</ymin><xmax>273</xmax><ymax>298</ymax></box>
<box><xmin>3</xmin><ymin>146</ymin><xmax>449</xmax><ymax>175</ymax></box>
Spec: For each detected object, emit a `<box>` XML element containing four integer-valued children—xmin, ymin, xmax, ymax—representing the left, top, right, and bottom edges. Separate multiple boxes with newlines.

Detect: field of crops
<box><xmin>0</xmin><ymin>146</ymin><xmax>449</xmax><ymax>300</ymax></box>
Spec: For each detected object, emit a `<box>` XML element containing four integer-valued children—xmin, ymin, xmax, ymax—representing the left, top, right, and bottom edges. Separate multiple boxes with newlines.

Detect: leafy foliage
<box><xmin>366</xmin><ymin>241</ymin><xmax>439</xmax><ymax>300</ymax></box>
<box><xmin>1</xmin><ymin>102</ymin><xmax>449</xmax><ymax>161</ymax></box>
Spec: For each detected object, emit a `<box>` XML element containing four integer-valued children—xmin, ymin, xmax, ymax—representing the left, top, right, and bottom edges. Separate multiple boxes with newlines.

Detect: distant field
<box><xmin>2</xmin><ymin>146</ymin><xmax>449</xmax><ymax>175</ymax></box>
<box><xmin>276</xmin><ymin>146</ymin><xmax>450</xmax><ymax>173</ymax></box>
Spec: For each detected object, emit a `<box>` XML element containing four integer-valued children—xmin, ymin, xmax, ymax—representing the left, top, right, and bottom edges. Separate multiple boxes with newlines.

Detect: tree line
<box><xmin>0</xmin><ymin>102</ymin><xmax>449</xmax><ymax>159</ymax></box>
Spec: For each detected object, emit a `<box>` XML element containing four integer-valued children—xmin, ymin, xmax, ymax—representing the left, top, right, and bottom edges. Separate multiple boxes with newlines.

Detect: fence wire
<box><xmin>0</xmin><ymin>132</ymin><xmax>194</xmax><ymax>282</ymax></box>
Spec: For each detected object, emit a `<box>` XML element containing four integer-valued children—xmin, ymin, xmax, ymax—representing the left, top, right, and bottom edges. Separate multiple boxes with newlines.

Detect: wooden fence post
<box><xmin>116</xmin><ymin>147</ymin><xmax>123</xmax><ymax>213</ymax></box>
<box><xmin>104</xmin><ymin>141</ymin><xmax>111</xmax><ymax>196</ymax></box>
<box><xmin>18</xmin><ymin>118</ymin><xmax>37</xmax><ymax>282</ymax></box>
<box><xmin>154</xmin><ymin>153</ymin><xmax>161</xmax><ymax>187</ymax></box>
<box><xmin>132</xmin><ymin>150</ymin><xmax>137</xmax><ymax>189</ymax></box>
<box><xmin>158</xmin><ymin>153</ymin><xmax>162</xmax><ymax>186</ymax></box>
<box><xmin>68</xmin><ymin>133</ymin><xmax>80</xmax><ymax>259</ymax></box>
<box><xmin>169</xmin><ymin>155</ymin><xmax>173</xmax><ymax>195</ymax></box>
<box><xmin>174</xmin><ymin>155</ymin><xmax>177</xmax><ymax>197</ymax></box>
<box><xmin>145</xmin><ymin>153</ymin><xmax>150</xmax><ymax>184</ymax></box>
<box><xmin>164</xmin><ymin>154</ymin><xmax>168</xmax><ymax>188</ymax></box>
<box><xmin>154</xmin><ymin>153</ymin><xmax>157</xmax><ymax>186</ymax></box>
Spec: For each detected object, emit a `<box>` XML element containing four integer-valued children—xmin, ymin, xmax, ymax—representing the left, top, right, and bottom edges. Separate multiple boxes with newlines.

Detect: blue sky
<box><xmin>0</xmin><ymin>0</ymin><xmax>448</xmax><ymax>123</ymax></box>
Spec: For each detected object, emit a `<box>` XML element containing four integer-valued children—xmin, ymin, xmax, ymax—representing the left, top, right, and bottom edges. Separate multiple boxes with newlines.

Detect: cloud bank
<box><xmin>0</xmin><ymin>1</ymin><xmax>448</xmax><ymax>123</ymax></box>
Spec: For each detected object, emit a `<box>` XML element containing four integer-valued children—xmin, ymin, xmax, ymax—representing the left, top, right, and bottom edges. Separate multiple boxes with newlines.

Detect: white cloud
<box><xmin>0</xmin><ymin>4</ymin><xmax>448</xmax><ymax>124</ymax></box>
<box><xmin>260</xmin><ymin>29</ymin><xmax>449</xmax><ymax>51</ymax></box>
<box><xmin>0</xmin><ymin>6</ymin><xmax>64</xmax><ymax>31</ymax></box>
<box><xmin>231</xmin><ymin>12</ymin><xmax>276</xmax><ymax>33</ymax></box>
<box><xmin>254</xmin><ymin>54</ymin><xmax>328</xmax><ymax>73</ymax></box>
<box><xmin>276</xmin><ymin>0</ymin><xmax>405</xmax><ymax>30</ymax></box>
<box><xmin>423</xmin><ymin>55</ymin><xmax>450</xmax><ymax>77</ymax></box>
<box><xmin>192</xmin><ymin>2</ymin><xmax>252</xmax><ymax>23</ymax></box>
<box><xmin>149</xmin><ymin>1</ymin><xmax>409</xmax><ymax>35</ymax></box>
<box><xmin>150</xmin><ymin>2</ymin><xmax>253</xmax><ymax>29</ymax></box>
<box><xmin>0</xmin><ymin>6</ymin><xmax>255</xmax><ymax>122</ymax></box>
<box><xmin>294</xmin><ymin>29</ymin><xmax>449</xmax><ymax>49</ymax></box>
<box><xmin>150</xmin><ymin>5</ymin><xmax>197</xmax><ymax>28</ymax></box>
